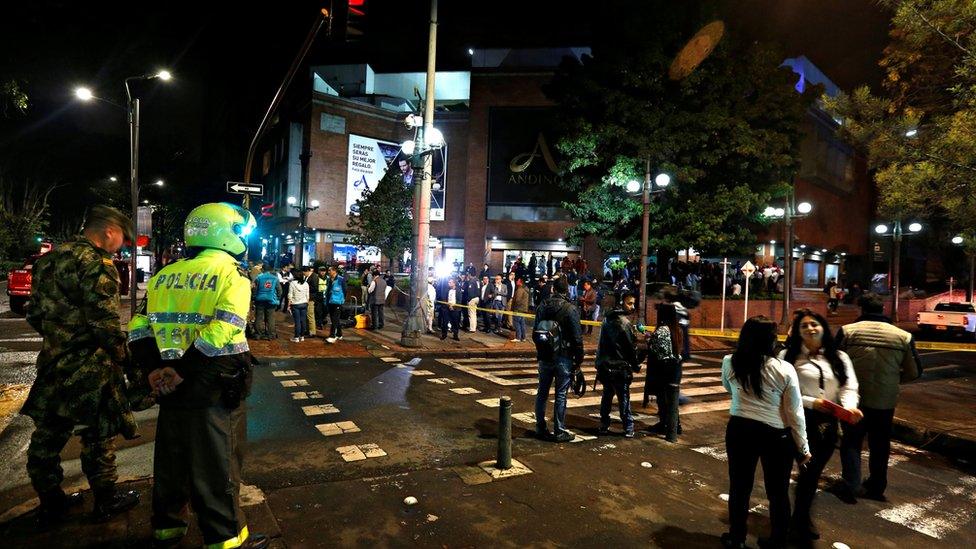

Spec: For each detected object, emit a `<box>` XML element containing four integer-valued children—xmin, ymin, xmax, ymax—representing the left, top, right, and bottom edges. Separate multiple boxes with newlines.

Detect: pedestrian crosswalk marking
<box><xmin>450</xmin><ymin>387</ymin><xmax>481</xmax><ymax>395</ymax></box>
<box><xmin>476</xmin><ymin>398</ymin><xmax>501</xmax><ymax>407</ymax></box>
<box><xmin>410</xmin><ymin>369</ymin><xmax>435</xmax><ymax>376</ymax></box>
<box><xmin>511</xmin><ymin>412</ymin><xmax>543</xmax><ymax>424</ymax></box>
<box><xmin>337</xmin><ymin>443</ymin><xmax>387</xmax><ymax>462</ymax></box>
<box><xmin>316</xmin><ymin>421</ymin><xmax>361</xmax><ymax>437</ymax></box>
<box><xmin>381</xmin><ymin>357</ymin><xmax>400</xmax><ymax>362</ymax></box>
<box><xmin>302</xmin><ymin>404</ymin><xmax>340</xmax><ymax>416</ymax></box>
<box><xmin>291</xmin><ymin>391</ymin><xmax>324</xmax><ymax>400</ymax></box>
<box><xmin>875</xmin><ymin>477</ymin><xmax>976</xmax><ymax>539</ymax></box>
<box><xmin>281</xmin><ymin>379</ymin><xmax>310</xmax><ymax>388</ymax></box>
<box><xmin>272</xmin><ymin>370</ymin><xmax>300</xmax><ymax>377</ymax></box>
<box><xmin>426</xmin><ymin>377</ymin><xmax>456</xmax><ymax>384</ymax></box>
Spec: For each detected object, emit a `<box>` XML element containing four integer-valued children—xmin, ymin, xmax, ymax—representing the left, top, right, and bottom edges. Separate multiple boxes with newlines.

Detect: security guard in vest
<box><xmin>128</xmin><ymin>203</ymin><xmax>268</xmax><ymax>549</ymax></box>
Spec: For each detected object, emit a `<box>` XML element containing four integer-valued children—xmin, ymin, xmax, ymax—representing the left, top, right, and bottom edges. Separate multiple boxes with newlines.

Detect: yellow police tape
<box><xmin>433</xmin><ymin>300</ymin><xmax>976</xmax><ymax>352</ymax></box>
<box><xmin>434</xmin><ymin>300</ymin><xmax>602</xmax><ymax>326</ymax></box>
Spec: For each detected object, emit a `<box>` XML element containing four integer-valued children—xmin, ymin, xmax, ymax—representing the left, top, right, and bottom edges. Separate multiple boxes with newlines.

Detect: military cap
<box><xmin>86</xmin><ymin>205</ymin><xmax>134</xmax><ymax>241</ymax></box>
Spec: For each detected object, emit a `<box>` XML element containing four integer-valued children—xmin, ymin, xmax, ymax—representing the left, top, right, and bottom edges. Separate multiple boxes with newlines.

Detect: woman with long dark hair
<box><xmin>644</xmin><ymin>303</ymin><xmax>684</xmax><ymax>442</ymax></box>
<box><xmin>721</xmin><ymin>316</ymin><xmax>810</xmax><ymax>549</ymax></box>
<box><xmin>780</xmin><ymin>309</ymin><xmax>861</xmax><ymax>541</ymax></box>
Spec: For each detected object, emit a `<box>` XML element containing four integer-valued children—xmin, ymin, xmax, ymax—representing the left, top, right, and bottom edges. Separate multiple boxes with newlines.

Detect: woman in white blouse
<box><xmin>779</xmin><ymin>309</ymin><xmax>862</xmax><ymax>542</ymax></box>
<box><xmin>721</xmin><ymin>316</ymin><xmax>810</xmax><ymax>549</ymax></box>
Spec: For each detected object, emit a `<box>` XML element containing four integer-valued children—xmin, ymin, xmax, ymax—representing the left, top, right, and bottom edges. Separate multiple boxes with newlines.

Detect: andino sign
<box><xmin>488</xmin><ymin>107</ymin><xmax>565</xmax><ymax>205</ymax></box>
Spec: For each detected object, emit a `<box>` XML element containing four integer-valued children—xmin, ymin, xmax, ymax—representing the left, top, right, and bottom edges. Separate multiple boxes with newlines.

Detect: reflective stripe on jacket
<box><xmin>128</xmin><ymin>249</ymin><xmax>251</xmax><ymax>360</ymax></box>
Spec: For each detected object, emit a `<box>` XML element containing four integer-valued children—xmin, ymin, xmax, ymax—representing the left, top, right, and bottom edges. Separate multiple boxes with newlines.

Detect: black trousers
<box><xmin>725</xmin><ymin>416</ymin><xmax>794</xmax><ymax>544</ymax></box>
<box><xmin>152</xmin><ymin>403</ymin><xmax>247</xmax><ymax>546</ymax></box>
<box><xmin>328</xmin><ymin>304</ymin><xmax>343</xmax><ymax>337</ymax></box>
<box><xmin>440</xmin><ymin>307</ymin><xmax>460</xmax><ymax>336</ymax></box>
<box><xmin>314</xmin><ymin>297</ymin><xmax>325</xmax><ymax>329</ymax></box>
<box><xmin>840</xmin><ymin>406</ymin><xmax>895</xmax><ymax>495</ymax></box>
<box><xmin>794</xmin><ymin>410</ymin><xmax>838</xmax><ymax>528</ymax></box>
<box><xmin>370</xmin><ymin>304</ymin><xmax>385</xmax><ymax>329</ymax></box>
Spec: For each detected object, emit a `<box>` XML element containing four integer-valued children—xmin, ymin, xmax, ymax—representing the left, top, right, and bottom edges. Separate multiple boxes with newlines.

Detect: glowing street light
<box><xmin>797</xmin><ymin>201</ymin><xmax>812</xmax><ymax>214</ymax></box>
<box><xmin>875</xmin><ymin>224</ymin><xmax>889</xmax><ymax>234</ymax></box>
<box><xmin>655</xmin><ymin>173</ymin><xmax>671</xmax><ymax>187</ymax></box>
<box><xmin>626</xmin><ymin>180</ymin><xmax>641</xmax><ymax>193</ymax></box>
<box><xmin>952</xmin><ymin>236</ymin><xmax>965</xmax><ymax>245</ymax></box>
<box><xmin>74</xmin><ymin>87</ymin><xmax>94</xmax><ymax>101</ymax></box>
<box><xmin>156</xmin><ymin>70</ymin><xmax>173</xmax><ymax>81</ymax></box>
<box><xmin>154</xmin><ymin>179</ymin><xmax>164</xmax><ymax>187</ymax></box>
<box><xmin>908</xmin><ymin>222</ymin><xmax>923</xmax><ymax>233</ymax></box>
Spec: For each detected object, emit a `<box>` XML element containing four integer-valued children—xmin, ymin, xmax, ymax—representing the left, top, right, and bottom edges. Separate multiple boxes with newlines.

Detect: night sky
<box><xmin>0</xmin><ymin>0</ymin><xmax>891</xmax><ymax>228</ymax></box>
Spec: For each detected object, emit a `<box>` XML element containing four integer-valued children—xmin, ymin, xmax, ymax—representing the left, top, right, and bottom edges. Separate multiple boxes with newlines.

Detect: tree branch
<box><xmin>908</xmin><ymin>4</ymin><xmax>975</xmax><ymax>59</ymax></box>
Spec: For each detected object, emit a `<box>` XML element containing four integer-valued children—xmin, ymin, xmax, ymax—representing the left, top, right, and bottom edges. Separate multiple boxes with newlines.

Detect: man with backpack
<box><xmin>595</xmin><ymin>292</ymin><xmax>645</xmax><ymax>438</ymax></box>
<box><xmin>532</xmin><ymin>276</ymin><xmax>584</xmax><ymax>442</ymax></box>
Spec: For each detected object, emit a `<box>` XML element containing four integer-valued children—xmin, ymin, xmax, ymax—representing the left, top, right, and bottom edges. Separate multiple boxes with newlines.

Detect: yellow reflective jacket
<box><xmin>128</xmin><ymin>249</ymin><xmax>251</xmax><ymax>360</ymax></box>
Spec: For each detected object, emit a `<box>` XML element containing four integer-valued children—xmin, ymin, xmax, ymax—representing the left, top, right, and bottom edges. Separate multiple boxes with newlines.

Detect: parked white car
<box><xmin>917</xmin><ymin>302</ymin><xmax>976</xmax><ymax>338</ymax></box>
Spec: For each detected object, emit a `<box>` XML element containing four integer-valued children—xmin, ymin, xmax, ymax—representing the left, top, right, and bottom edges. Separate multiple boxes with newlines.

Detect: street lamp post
<box><xmin>875</xmin><ymin>220</ymin><xmax>922</xmax><ymax>322</ymax></box>
<box><xmin>627</xmin><ymin>166</ymin><xmax>671</xmax><ymax>324</ymax></box>
<box><xmin>764</xmin><ymin>195</ymin><xmax>813</xmax><ymax>325</ymax></box>
<box><xmin>287</xmin><ymin>195</ymin><xmax>320</xmax><ymax>267</ymax></box>
<box><xmin>401</xmin><ymin>0</ymin><xmax>441</xmax><ymax>348</ymax></box>
<box><xmin>75</xmin><ymin>70</ymin><xmax>171</xmax><ymax>316</ymax></box>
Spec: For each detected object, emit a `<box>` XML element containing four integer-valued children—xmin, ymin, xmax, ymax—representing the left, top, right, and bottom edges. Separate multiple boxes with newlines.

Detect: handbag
<box><xmin>572</xmin><ymin>367</ymin><xmax>587</xmax><ymax>397</ymax></box>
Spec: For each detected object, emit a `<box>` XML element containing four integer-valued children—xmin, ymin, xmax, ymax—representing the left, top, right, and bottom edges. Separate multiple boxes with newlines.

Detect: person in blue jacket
<box><xmin>253</xmin><ymin>263</ymin><xmax>281</xmax><ymax>339</ymax></box>
<box><xmin>326</xmin><ymin>265</ymin><xmax>347</xmax><ymax>343</ymax></box>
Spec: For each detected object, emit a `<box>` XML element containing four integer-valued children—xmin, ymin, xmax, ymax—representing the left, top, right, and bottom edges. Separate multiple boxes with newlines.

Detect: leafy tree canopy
<box><xmin>346</xmin><ymin>164</ymin><xmax>413</xmax><ymax>269</ymax></box>
<box><xmin>824</xmin><ymin>0</ymin><xmax>976</xmax><ymax>252</ymax></box>
<box><xmin>545</xmin><ymin>0</ymin><xmax>816</xmax><ymax>258</ymax></box>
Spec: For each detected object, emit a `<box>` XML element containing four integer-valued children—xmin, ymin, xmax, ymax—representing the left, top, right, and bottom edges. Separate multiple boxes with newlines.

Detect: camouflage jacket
<box><xmin>22</xmin><ymin>236</ymin><xmax>137</xmax><ymax>439</ymax></box>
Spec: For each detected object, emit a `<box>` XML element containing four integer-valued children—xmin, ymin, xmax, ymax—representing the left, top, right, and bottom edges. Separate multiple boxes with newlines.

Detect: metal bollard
<box><xmin>496</xmin><ymin>396</ymin><xmax>512</xmax><ymax>470</ymax></box>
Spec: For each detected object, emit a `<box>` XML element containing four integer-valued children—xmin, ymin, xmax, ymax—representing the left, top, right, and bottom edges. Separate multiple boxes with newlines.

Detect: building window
<box><xmin>803</xmin><ymin>260</ymin><xmax>821</xmax><ymax>287</ymax></box>
<box><xmin>262</xmin><ymin>151</ymin><xmax>271</xmax><ymax>176</ymax></box>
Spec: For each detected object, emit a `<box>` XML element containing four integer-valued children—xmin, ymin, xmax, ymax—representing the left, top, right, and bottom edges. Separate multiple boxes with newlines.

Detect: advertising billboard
<box><xmin>346</xmin><ymin>134</ymin><xmax>446</xmax><ymax>220</ymax></box>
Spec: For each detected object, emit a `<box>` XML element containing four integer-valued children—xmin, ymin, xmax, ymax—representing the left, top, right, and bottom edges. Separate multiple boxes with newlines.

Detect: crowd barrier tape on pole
<box><xmin>428</xmin><ymin>299</ymin><xmax>976</xmax><ymax>352</ymax></box>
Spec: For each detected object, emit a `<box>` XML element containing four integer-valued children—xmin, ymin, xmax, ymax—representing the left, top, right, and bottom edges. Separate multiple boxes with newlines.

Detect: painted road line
<box><xmin>476</xmin><ymin>398</ymin><xmax>501</xmax><ymax>407</ymax></box>
<box><xmin>586</xmin><ymin>412</ymin><xmax>656</xmax><ymax>422</ymax></box>
<box><xmin>381</xmin><ymin>357</ymin><xmax>400</xmax><ymax>362</ymax></box>
<box><xmin>280</xmin><ymin>379</ymin><xmax>310</xmax><ymax>388</ymax></box>
<box><xmin>337</xmin><ymin>445</ymin><xmax>367</xmax><ymax>462</ymax></box>
<box><xmin>358</xmin><ymin>443</ymin><xmax>387</xmax><ymax>458</ymax></box>
<box><xmin>876</xmin><ymin>476</ymin><xmax>976</xmax><ymax>539</ymax></box>
<box><xmin>449</xmin><ymin>387</ymin><xmax>481</xmax><ymax>395</ymax></box>
<box><xmin>564</xmin><ymin>387</ymin><xmax>727</xmax><ymax>408</ymax></box>
<box><xmin>410</xmin><ymin>369</ymin><xmax>435</xmax><ymax>376</ymax></box>
<box><xmin>692</xmin><ymin>445</ymin><xmax>729</xmax><ymax>462</ymax></box>
<box><xmin>316</xmin><ymin>421</ymin><xmax>361</xmax><ymax>437</ymax></box>
<box><xmin>0</xmin><ymin>351</ymin><xmax>39</xmax><ymax>364</ymax></box>
<box><xmin>426</xmin><ymin>377</ymin><xmax>456</xmax><ymax>384</ymax></box>
<box><xmin>302</xmin><ymin>404</ymin><xmax>340</xmax><ymax>416</ymax></box>
<box><xmin>291</xmin><ymin>391</ymin><xmax>324</xmax><ymax>400</ymax></box>
<box><xmin>511</xmin><ymin>412</ymin><xmax>543</xmax><ymax>425</ymax></box>
<box><xmin>271</xmin><ymin>370</ymin><xmax>300</xmax><ymax>377</ymax></box>
<box><xmin>0</xmin><ymin>336</ymin><xmax>42</xmax><ymax>342</ymax></box>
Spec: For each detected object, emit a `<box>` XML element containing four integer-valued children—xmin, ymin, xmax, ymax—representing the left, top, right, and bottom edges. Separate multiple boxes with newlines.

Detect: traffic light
<box><xmin>330</xmin><ymin>0</ymin><xmax>367</xmax><ymax>41</ymax></box>
<box><xmin>260</xmin><ymin>203</ymin><xmax>275</xmax><ymax>218</ymax></box>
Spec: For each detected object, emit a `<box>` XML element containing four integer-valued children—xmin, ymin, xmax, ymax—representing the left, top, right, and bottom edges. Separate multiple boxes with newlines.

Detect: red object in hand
<box><xmin>820</xmin><ymin>399</ymin><xmax>858</xmax><ymax>424</ymax></box>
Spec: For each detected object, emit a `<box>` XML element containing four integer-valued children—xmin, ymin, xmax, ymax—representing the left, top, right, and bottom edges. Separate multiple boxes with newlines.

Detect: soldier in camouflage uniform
<box><xmin>22</xmin><ymin>205</ymin><xmax>141</xmax><ymax>526</ymax></box>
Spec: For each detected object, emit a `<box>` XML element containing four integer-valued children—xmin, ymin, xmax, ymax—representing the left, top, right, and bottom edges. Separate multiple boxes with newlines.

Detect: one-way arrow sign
<box><xmin>226</xmin><ymin>181</ymin><xmax>264</xmax><ymax>196</ymax></box>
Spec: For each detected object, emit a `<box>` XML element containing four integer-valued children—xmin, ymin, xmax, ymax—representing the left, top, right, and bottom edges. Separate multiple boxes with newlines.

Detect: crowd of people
<box><xmin>526</xmin><ymin>274</ymin><xmax>922</xmax><ymax>548</ymax></box>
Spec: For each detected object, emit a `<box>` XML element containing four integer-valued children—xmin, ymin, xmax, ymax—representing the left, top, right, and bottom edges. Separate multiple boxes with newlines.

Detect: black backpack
<box><xmin>534</xmin><ymin>299</ymin><xmax>571</xmax><ymax>361</ymax></box>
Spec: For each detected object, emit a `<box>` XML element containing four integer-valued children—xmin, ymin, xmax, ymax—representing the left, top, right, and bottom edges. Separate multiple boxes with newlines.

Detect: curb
<box><xmin>891</xmin><ymin>419</ymin><xmax>976</xmax><ymax>463</ymax></box>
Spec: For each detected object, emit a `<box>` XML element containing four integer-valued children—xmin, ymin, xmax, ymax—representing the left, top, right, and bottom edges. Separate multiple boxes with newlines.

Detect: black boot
<box><xmin>91</xmin><ymin>487</ymin><xmax>140</xmax><ymax>522</ymax></box>
<box><xmin>241</xmin><ymin>533</ymin><xmax>270</xmax><ymax>548</ymax></box>
<box><xmin>36</xmin><ymin>489</ymin><xmax>84</xmax><ymax>530</ymax></box>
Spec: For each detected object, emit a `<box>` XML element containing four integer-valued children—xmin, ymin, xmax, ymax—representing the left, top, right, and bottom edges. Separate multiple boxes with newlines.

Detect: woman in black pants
<box><xmin>644</xmin><ymin>303</ymin><xmax>683</xmax><ymax>442</ymax></box>
<box><xmin>780</xmin><ymin>310</ymin><xmax>862</xmax><ymax>541</ymax></box>
<box><xmin>721</xmin><ymin>316</ymin><xmax>811</xmax><ymax>549</ymax></box>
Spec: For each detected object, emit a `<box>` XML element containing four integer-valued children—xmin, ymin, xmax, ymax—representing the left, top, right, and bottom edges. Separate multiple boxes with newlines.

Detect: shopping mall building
<box><xmin>253</xmin><ymin>48</ymin><xmax>878</xmax><ymax>291</ymax></box>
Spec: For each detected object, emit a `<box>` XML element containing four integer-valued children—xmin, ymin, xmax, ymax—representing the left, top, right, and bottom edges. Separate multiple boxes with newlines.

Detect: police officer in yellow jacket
<box><xmin>128</xmin><ymin>203</ymin><xmax>267</xmax><ymax>549</ymax></box>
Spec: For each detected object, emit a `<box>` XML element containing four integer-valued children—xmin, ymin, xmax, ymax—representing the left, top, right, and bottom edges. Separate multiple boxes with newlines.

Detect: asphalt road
<box><xmin>1</xmin><ymin>309</ymin><xmax>975</xmax><ymax>546</ymax></box>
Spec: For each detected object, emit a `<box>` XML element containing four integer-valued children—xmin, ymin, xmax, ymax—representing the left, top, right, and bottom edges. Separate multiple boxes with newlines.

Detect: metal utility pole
<box><xmin>296</xmin><ymin>147</ymin><xmax>311</xmax><ymax>267</ymax></box>
<box><xmin>892</xmin><ymin>220</ymin><xmax>903</xmax><ymax>322</ymax></box>
<box><xmin>969</xmin><ymin>254</ymin><xmax>974</xmax><ymax>302</ymax></box>
<box><xmin>127</xmin><ymin>96</ymin><xmax>140</xmax><ymax>318</ymax></box>
<box><xmin>401</xmin><ymin>0</ymin><xmax>438</xmax><ymax>347</ymax></box>
<box><xmin>639</xmin><ymin>159</ymin><xmax>651</xmax><ymax>323</ymax></box>
<box><xmin>781</xmin><ymin>194</ymin><xmax>795</xmax><ymax>326</ymax></box>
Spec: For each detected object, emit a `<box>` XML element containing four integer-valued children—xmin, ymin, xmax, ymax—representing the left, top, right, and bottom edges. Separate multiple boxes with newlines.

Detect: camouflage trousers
<box><xmin>27</xmin><ymin>415</ymin><xmax>118</xmax><ymax>494</ymax></box>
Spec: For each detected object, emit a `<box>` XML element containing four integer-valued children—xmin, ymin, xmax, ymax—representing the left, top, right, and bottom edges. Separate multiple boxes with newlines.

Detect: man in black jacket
<box><xmin>533</xmin><ymin>276</ymin><xmax>584</xmax><ymax>442</ymax></box>
<box><xmin>595</xmin><ymin>293</ymin><xmax>645</xmax><ymax>438</ymax></box>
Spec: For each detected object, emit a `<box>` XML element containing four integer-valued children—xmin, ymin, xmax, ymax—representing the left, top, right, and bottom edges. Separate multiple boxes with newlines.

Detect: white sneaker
<box><xmin>326</xmin><ymin>337</ymin><xmax>336</xmax><ymax>344</ymax></box>
<box><xmin>291</xmin><ymin>337</ymin><xmax>300</xmax><ymax>343</ymax></box>
<box><xmin>336</xmin><ymin>335</ymin><xmax>343</xmax><ymax>340</ymax></box>
<box><xmin>510</xmin><ymin>338</ymin><xmax>519</xmax><ymax>342</ymax></box>
<box><xmin>299</xmin><ymin>337</ymin><xmax>304</xmax><ymax>342</ymax></box>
